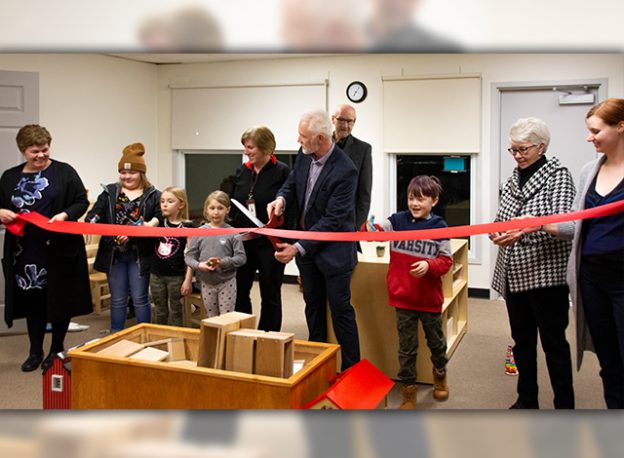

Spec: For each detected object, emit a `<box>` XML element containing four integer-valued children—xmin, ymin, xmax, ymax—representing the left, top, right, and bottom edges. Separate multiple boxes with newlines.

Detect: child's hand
<box><xmin>180</xmin><ymin>279</ymin><xmax>192</xmax><ymax>296</ymax></box>
<box><xmin>409</xmin><ymin>260</ymin><xmax>429</xmax><ymax>278</ymax></box>
<box><xmin>198</xmin><ymin>259</ymin><xmax>221</xmax><ymax>272</ymax></box>
<box><xmin>115</xmin><ymin>235</ymin><xmax>129</xmax><ymax>245</ymax></box>
<box><xmin>48</xmin><ymin>212</ymin><xmax>68</xmax><ymax>223</ymax></box>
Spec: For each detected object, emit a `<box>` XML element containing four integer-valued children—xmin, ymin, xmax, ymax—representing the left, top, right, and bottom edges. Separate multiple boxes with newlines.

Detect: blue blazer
<box><xmin>277</xmin><ymin>146</ymin><xmax>358</xmax><ymax>275</ymax></box>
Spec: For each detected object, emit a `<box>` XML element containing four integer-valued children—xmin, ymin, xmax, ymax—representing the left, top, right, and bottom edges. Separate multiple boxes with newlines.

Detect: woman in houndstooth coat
<box><xmin>491</xmin><ymin>117</ymin><xmax>576</xmax><ymax>409</ymax></box>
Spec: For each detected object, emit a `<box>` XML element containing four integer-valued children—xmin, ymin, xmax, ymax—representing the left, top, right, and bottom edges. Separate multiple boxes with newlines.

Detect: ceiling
<box><xmin>106</xmin><ymin>53</ymin><xmax>326</xmax><ymax>65</ymax></box>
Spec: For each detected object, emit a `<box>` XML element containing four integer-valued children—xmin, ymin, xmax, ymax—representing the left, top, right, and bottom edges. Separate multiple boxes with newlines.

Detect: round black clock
<box><xmin>346</xmin><ymin>81</ymin><xmax>367</xmax><ymax>103</ymax></box>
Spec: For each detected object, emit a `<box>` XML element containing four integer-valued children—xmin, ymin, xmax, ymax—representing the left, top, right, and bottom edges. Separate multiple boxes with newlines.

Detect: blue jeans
<box><xmin>108</xmin><ymin>251</ymin><xmax>151</xmax><ymax>332</ymax></box>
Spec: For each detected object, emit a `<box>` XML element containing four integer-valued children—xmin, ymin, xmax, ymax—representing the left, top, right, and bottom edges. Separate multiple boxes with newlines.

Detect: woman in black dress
<box><xmin>0</xmin><ymin>125</ymin><xmax>92</xmax><ymax>371</ymax></box>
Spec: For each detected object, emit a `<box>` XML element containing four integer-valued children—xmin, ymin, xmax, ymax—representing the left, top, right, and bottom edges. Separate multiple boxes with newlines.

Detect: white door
<box><xmin>497</xmin><ymin>83</ymin><xmax>603</xmax><ymax>189</ymax></box>
<box><xmin>0</xmin><ymin>69</ymin><xmax>39</xmax><ymax>334</ymax></box>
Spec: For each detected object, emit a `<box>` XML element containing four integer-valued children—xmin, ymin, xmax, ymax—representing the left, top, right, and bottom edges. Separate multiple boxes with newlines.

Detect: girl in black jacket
<box><xmin>87</xmin><ymin>143</ymin><xmax>161</xmax><ymax>332</ymax></box>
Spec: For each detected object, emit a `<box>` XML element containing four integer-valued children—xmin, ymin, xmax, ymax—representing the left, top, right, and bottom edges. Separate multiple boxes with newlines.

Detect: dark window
<box><xmin>185</xmin><ymin>154</ymin><xmax>242</xmax><ymax>224</ymax></box>
<box><xmin>185</xmin><ymin>152</ymin><xmax>297</xmax><ymax>225</ymax></box>
<box><xmin>397</xmin><ymin>154</ymin><xmax>471</xmax><ymax>244</ymax></box>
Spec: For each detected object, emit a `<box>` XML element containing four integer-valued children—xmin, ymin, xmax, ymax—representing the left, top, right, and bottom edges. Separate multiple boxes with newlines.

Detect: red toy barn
<box><xmin>302</xmin><ymin>359</ymin><xmax>394</xmax><ymax>409</ymax></box>
<box><xmin>42</xmin><ymin>351</ymin><xmax>71</xmax><ymax>409</ymax></box>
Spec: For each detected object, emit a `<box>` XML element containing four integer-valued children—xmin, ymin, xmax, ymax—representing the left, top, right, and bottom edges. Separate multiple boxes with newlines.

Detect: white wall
<box><xmin>1</xmin><ymin>53</ymin><xmax>622</xmax><ymax>291</ymax></box>
<box><xmin>156</xmin><ymin>53</ymin><xmax>624</xmax><ymax>290</ymax></box>
<box><xmin>0</xmin><ymin>54</ymin><xmax>158</xmax><ymax>198</ymax></box>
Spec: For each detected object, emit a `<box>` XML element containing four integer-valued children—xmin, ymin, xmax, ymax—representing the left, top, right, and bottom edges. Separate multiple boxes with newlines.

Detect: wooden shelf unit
<box><xmin>337</xmin><ymin>238</ymin><xmax>469</xmax><ymax>384</ymax></box>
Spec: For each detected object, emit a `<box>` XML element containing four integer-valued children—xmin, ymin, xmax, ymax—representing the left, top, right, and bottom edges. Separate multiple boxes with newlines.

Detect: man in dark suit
<box><xmin>268</xmin><ymin>109</ymin><xmax>360</xmax><ymax>371</ymax></box>
<box><xmin>332</xmin><ymin>104</ymin><xmax>372</xmax><ymax>228</ymax></box>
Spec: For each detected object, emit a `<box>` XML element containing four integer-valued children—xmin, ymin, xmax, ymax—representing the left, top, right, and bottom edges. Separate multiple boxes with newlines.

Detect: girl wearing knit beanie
<box><xmin>86</xmin><ymin>142</ymin><xmax>162</xmax><ymax>332</ymax></box>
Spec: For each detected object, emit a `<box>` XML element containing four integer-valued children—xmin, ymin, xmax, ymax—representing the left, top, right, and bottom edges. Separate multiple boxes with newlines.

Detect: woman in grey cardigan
<box><xmin>491</xmin><ymin>117</ymin><xmax>576</xmax><ymax>409</ymax></box>
<box><xmin>538</xmin><ymin>99</ymin><xmax>624</xmax><ymax>408</ymax></box>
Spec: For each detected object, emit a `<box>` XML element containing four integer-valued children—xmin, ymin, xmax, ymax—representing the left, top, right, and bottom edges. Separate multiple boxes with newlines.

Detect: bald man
<box><xmin>331</xmin><ymin>104</ymin><xmax>372</xmax><ymax>228</ymax></box>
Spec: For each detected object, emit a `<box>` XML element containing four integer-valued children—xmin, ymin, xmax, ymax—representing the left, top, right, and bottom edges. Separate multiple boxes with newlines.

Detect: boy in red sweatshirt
<box><xmin>364</xmin><ymin>175</ymin><xmax>452</xmax><ymax>409</ymax></box>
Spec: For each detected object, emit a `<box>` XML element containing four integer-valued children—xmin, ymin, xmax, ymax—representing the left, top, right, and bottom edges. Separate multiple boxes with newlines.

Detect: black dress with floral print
<box><xmin>10</xmin><ymin>163</ymin><xmax>57</xmax><ymax>290</ymax></box>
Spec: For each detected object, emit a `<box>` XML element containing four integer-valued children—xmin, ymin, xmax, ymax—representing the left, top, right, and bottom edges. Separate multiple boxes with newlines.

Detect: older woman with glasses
<box><xmin>490</xmin><ymin>117</ymin><xmax>576</xmax><ymax>409</ymax></box>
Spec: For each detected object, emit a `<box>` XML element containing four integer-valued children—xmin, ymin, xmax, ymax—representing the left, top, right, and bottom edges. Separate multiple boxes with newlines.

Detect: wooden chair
<box><xmin>85</xmin><ymin>239</ymin><xmax>110</xmax><ymax>314</ymax></box>
<box><xmin>183</xmin><ymin>291</ymin><xmax>206</xmax><ymax>328</ymax></box>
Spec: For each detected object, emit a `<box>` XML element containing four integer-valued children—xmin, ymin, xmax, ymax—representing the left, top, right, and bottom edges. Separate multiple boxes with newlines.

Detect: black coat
<box><xmin>86</xmin><ymin>183</ymin><xmax>161</xmax><ymax>276</ymax></box>
<box><xmin>0</xmin><ymin>160</ymin><xmax>92</xmax><ymax>327</ymax></box>
<box><xmin>230</xmin><ymin>157</ymin><xmax>294</xmax><ymax>232</ymax></box>
<box><xmin>339</xmin><ymin>135</ymin><xmax>372</xmax><ymax>228</ymax></box>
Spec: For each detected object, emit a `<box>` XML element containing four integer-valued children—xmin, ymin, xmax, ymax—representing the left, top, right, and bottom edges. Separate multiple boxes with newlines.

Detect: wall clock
<box><xmin>346</xmin><ymin>81</ymin><xmax>367</xmax><ymax>103</ymax></box>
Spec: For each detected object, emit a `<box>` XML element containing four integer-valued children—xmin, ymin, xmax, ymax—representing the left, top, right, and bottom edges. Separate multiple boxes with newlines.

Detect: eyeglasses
<box><xmin>507</xmin><ymin>145</ymin><xmax>537</xmax><ymax>155</ymax></box>
<box><xmin>334</xmin><ymin>117</ymin><xmax>355</xmax><ymax>125</ymax></box>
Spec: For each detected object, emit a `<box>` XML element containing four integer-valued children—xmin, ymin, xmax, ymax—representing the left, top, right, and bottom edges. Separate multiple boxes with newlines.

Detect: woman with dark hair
<box><xmin>0</xmin><ymin>124</ymin><xmax>92</xmax><ymax>371</ymax></box>
<box><xmin>538</xmin><ymin>98</ymin><xmax>624</xmax><ymax>408</ymax></box>
<box><xmin>229</xmin><ymin>126</ymin><xmax>291</xmax><ymax>331</ymax></box>
<box><xmin>490</xmin><ymin>117</ymin><xmax>576</xmax><ymax>409</ymax></box>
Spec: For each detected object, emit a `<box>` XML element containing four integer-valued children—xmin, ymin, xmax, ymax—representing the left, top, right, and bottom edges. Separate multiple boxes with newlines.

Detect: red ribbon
<box><xmin>5</xmin><ymin>199</ymin><xmax>624</xmax><ymax>242</ymax></box>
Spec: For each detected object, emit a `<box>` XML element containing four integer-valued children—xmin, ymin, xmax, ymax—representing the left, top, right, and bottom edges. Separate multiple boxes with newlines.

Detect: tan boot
<box><xmin>432</xmin><ymin>367</ymin><xmax>449</xmax><ymax>401</ymax></box>
<box><xmin>399</xmin><ymin>384</ymin><xmax>417</xmax><ymax>409</ymax></box>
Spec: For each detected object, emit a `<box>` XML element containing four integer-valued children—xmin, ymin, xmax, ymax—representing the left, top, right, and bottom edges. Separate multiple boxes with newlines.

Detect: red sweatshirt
<box><xmin>381</xmin><ymin>211</ymin><xmax>452</xmax><ymax>313</ymax></box>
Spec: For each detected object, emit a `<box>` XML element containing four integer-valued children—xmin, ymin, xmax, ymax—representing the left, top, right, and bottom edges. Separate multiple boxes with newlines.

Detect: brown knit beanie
<box><xmin>118</xmin><ymin>142</ymin><xmax>147</xmax><ymax>173</ymax></box>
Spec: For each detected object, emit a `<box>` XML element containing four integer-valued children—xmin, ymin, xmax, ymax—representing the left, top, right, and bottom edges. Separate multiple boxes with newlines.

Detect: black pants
<box><xmin>296</xmin><ymin>255</ymin><xmax>360</xmax><ymax>371</ymax></box>
<box><xmin>506</xmin><ymin>284</ymin><xmax>575</xmax><ymax>408</ymax></box>
<box><xmin>16</xmin><ymin>288</ymin><xmax>70</xmax><ymax>357</ymax></box>
<box><xmin>234</xmin><ymin>238</ymin><xmax>285</xmax><ymax>332</ymax></box>
<box><xmin>580</xmin><ymin>253</ymin><xmax>624</xmax><ymax>409</ymax></box>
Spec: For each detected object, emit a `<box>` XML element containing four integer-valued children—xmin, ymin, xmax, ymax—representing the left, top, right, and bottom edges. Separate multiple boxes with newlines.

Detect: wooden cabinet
<box><xmin>334</xmin><ymin>239</ymin><xmax>468</xmax><ymax>384</ymax></box>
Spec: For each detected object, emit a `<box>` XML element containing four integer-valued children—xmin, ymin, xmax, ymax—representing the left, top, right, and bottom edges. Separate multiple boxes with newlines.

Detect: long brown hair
<box><xmin>586</xmin><ymin>98</ymin><xmax>624</xmax><ymax>126</ymax></box>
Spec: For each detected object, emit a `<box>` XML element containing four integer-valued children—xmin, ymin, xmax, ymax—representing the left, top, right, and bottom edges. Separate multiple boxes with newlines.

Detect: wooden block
<box><xmin>255</xmin><ymin>332</ymin><xmax>294</xmax><ymax>378</ymax></box>
<box><xmin>225</xmin><ymin>311</ymin><xmax>257</xmax><ymax>330</ymax></box>
<box><xmin>141</xmin><ymin>337</ymin><xmax>185</xmax><ymax>361</ymax></box>
<box><xmin>225</xmin><ymin>330</ymin><xmax>259</xmax><ymax>374</ymax></box>
<box><xmin>129</xmin><ymin>347</ymin><xmax>169</xmax><ymax>362</ymax></box>
<box><xmin>197</xmin><ymin>312</ymin><xmax>256</xmax><ymax>369</ymax></box>
<box><xmin>96</xmin><ymin>339</ymin><xmax>144</xmax><ymax>357</ymax></box>
<box><xmin>167</xmin><ymin>339</ymin><xmax>186</xmax><ymax>361</ymax></box>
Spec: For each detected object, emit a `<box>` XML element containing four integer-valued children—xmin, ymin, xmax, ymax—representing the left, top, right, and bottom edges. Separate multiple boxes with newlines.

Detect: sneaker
<box><xmin>68</xmin><ymin>322</ymin><xmax>90</xmax><ymax>332</ymax></box>
<box><xmin>400</xmin><ymin>384</ymin><xmax>417</xmax><ymax>410</ymax></box>
<box><xmin>432</xmin><ymin>367</ymin><xmax>449</xmax><ymax>401</ymax></box>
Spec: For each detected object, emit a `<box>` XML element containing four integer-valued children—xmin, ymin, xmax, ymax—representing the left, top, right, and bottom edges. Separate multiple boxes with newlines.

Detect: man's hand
<box><xmin>274</xmin><ymin>242</ymin><xmax>298</xmax><ymax>264</ymax></box>
<box><xmin>267</xmin><ymin>197</ymin><xmax>285</xmax><ymax>218</ymax></box>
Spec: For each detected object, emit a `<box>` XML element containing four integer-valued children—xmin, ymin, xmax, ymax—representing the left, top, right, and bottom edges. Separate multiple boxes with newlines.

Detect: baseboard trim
<box><xmin>468</xmin><ymin>288</ymin><xmax>490</xmax><ymax>299</ymax></box>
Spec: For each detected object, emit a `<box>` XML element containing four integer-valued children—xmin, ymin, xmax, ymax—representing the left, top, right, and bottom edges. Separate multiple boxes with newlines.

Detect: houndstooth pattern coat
<box><xmin>492</xmin><ymin>157</ymin><xmax>576</xmax><ymax>298</ymax></box>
